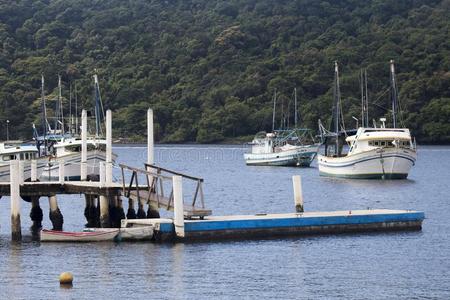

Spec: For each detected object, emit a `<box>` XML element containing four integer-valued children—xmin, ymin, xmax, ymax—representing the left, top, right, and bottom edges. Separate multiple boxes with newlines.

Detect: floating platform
<box><xmin>142</xmin><ymin>209</ymin><xmax>424</xmax><ymax>242</ymax></box>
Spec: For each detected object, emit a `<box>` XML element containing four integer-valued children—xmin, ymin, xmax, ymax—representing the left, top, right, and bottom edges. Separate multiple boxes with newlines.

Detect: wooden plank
<box><xmin>128</xmin><ymin>190</ymin><xmax>212</xmax><ymax>217</ymax></box>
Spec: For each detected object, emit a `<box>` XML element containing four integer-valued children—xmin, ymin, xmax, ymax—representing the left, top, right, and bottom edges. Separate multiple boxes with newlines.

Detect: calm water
<box><xmin>1</xmin><ymin>145</ymin><xmax>450</xmax><ymax>299</ymax></box>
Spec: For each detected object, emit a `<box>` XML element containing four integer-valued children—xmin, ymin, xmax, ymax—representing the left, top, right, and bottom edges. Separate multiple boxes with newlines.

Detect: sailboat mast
<box><xmin>364</xmin><ymin>69</ymin><xmax>369</xmax><ymax>127</ymax></box>
<box><xmin>272</xmin><ymin>89</ymin><xmax>277</xmax><ymax>132</ymax></box>
<box><xmin>333</xmin><ymin>61</ymin><xmax>341</xmax><ymax>154</ymax></box>
<box><xmin>58</xmin><ymin>75</ymin><xmax>64</xmax><ymax>135</ymax></box>
<box><xmin>41</xmin><ymin>74</ymin><xmax>48</xmax><ymax>150</ymax></box>
<box><xmin>294</xmin><ymin>88</ymin><xmax>298</xmax><ymax>128</ymax></box>
<box><xmin>94</xmin><ymin>74</ymin><xmax>104</xmax><ymax>137</ymax></box>
<box><xmin>75</xmin><ymin>81</ymin><xmax>78</xmax><ymax>135</ymax></box>
<box><xmin>390</xmin><ymin>60</ymin><xmax>398</xmax><ymax>128</ymax></box>
<box><xmin>360</xmin><ymin>69</ymin><xmax>364</xmax><ymax>128</ymax></box>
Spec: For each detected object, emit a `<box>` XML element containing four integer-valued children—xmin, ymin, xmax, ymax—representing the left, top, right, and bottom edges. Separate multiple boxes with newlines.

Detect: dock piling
<box><xmin>10</xmin><ymin>160</ymin><xmax>21</xmax><ymax>240</ymax></box>
<box><xmin>31</xmin><ymin>160</ymin><xmax>37</xmax><ymax>182</ymax></box>
<box><xmin>84</xmin><ymin>195</ymin><xmax>98</xmax><ymax>227</ymax></box>
<box><xmin>173</xmin><ymin>175</ymin><xmax>185</xmax><ymax>238</ymax></box>
<box><xmin>106</xmin><ymin>109</ymin><xmax>113</xmax><ymax>184</ymax></box>
<box><xmin>81</xmin><ymin>109</ymin><xmax>87</xmax><ymax>181</ymax></box>
<box><xmin>49</xmin><ymin>195</ymin><xmax>63</xmax><ymax>230</ymax></box>
<box><xmin>59</xmin><ymin>160</ymin><xmax>65</xmax><ymax>184</ymax></box>
<box><xmin>293</xmin><ymin>175</ymin><xmax>304</xmax><ymax>213</ymax></box>
<box><xmin>30</xmin><ymin>197</ymin><xmax>43</xmax><ymax>230</ymax></box>
<box><xmin>19</xmin><ymin>161</ymin><xmax>24</xmax><ymax>184</ymax></box>
<box><xmin>99</xmin><ymin>162</ymin><xmax>110</xmax><ymax>227</ymax></box>
<box><xmin>126</xmin><ymin>198</ymin><xmax>137</xmax><ymax>219</ymax></box>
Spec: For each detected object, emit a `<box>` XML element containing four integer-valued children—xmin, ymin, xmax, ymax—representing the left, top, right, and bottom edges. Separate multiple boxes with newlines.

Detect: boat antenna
<box><xmin>360</xmin><ymin>69</ymin><xmax>369</xmax><ymax>128</ymax></box>
<box><xmin>390</xmin><ymin>60</ymin><xmax>398</xmax><ymax>128</ymax></box>
<box><xmin>294</xmin><ymin>87</ymin><xmax>298</xmax><ymax>128</ymax></box>
<box><xmin>69</xmin><ymin>82</ymin><xmax>72</xmax><ymax>134</ymax></box>
<box><xmin>272</xmin><ymin>89</ymin><xmax>277</xmax><ymax>132</ymax></box>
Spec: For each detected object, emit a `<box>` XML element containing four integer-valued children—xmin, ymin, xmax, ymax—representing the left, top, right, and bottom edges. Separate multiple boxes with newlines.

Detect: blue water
<box><xmin>1</xmin><ymin>145</ymin><xmax>449</xmax><ymax>299</ymax></box>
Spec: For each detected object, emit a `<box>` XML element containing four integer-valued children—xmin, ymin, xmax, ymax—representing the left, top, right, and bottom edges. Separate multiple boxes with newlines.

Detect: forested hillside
<box><xmin>0</xmin><ymin>0</ymin><xmax>449</xmax><ymax>143</ymax></box>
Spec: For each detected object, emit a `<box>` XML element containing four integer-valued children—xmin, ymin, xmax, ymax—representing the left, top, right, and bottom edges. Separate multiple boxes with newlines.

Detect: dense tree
<box><xmin>0</xmin><ymin>0</ymin><xmax>449</xmax><ymax>143</ymax></box>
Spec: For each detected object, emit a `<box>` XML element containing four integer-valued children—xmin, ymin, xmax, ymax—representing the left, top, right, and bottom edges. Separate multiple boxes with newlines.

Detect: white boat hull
<box><xmin>318</xmin><ymin>148</ymin><xmax>416</xmax><ymax>179</ymax></box>
<box><xmin>39</xmin><ymin>150</ymin><xmax>116</xmax><ymax>181</ymax></box>
<box><xmin>119</xmin><ymin>226</ymin><xmax>154</xmax><ymax>241</ymax></box>
<box><xmin>244</xmin><ymin>145</ymin><xmax>319</xmax><ymax>167</ymax></box>
<box><xmin>0</xmin><ymin>157</ymin><xmax>49</xmax><ymax>182</ymax></box>
<box><xmin>40</xmin><ymin>229</ymin><xmax>119</xmax><ymax>242</ymax></box>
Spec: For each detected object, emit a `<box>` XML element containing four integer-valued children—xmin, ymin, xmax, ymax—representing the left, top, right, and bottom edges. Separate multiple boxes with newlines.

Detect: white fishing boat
<box><xmin>244</xmin><ymin>131</ymin><xmax>319</xmax><ymax>166</ymax></box>
<box><xmin>40</xmin><ymin>228</ymin><xmax>119</xmax><ymax>242</ymax></box>
<box><xmin>39</xmin><ymin>74</ymin><xmax>116</xmax><ymax>181</ymax></box>
<box><xmin>0</xmin><ymin>141</ymin><xmax>48</xmax><ymax>182</ymax></box>
<box><xmin>244</xmin><ymin>89</ymin><xmax>319</xmax><ymax>167</ymax></box>
<box><xmin>39</xmin><ymin>137</ymin><xmax>117</xmax><ymax>181</ymax></box>
<box><xmin>318</xmin><ymin>61</ymin><xmax>417</xmax><ymax>179</ymax></box>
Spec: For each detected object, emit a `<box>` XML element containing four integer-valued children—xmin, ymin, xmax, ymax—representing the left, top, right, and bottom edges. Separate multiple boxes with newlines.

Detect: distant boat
<box><xmin>40</xmin><ymin>228</ymin><xmax>119</xmax><ymax>242</ymax></box>
<box><xmin>317</xmin><ymin>61</ymin><xmax>417</xmax><ymax>179</ymax></box>
<box><xmin>244</xmin><ymin>89</ymin><xmax>319</xmax><ymax>167</ymax></box>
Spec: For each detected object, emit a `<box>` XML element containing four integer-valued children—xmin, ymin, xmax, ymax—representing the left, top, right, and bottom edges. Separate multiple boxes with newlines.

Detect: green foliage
<box><xmin>0</xmin><ymin>0</ymin><xmax>449</xmax><ymax>143</ymax></box>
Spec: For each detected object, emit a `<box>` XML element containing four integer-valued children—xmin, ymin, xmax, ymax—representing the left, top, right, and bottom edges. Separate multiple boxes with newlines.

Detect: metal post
<box><xmin>106</xmin><ymin>109</ymin><xmax>113</xmax><ymax>184</ymax></box>
<box><xmin>173</xmin><ymin>175</ymin><xmax>185</xmax><ymax>238</ymax></box>
<box><xmin>147</xmin><ymin>108</ymin><xmax>154</xmax><ymax>165</ymax></box>
<box><xmin>31</xmin><ymin>159</ymin><xmax>37</xmax><ymax>182</ymax></box>
<box><xmin>59</xmin><ymin>160</ymin><xmax>65</xmax><ymax>184</ymax></box>
<box><xmin>81</xmin><ymin>109</ymin><xmax>87</xmax><ymax>180</ymax></box>
<box><xmin>10</xmin><ymin>160</ymin><xmax>21</xmax><ymax>240</ymax></box>
<box><xmin>292</xmin><ymin>175</ymin><xmax>304</xmax><ymax>213</ymax></box>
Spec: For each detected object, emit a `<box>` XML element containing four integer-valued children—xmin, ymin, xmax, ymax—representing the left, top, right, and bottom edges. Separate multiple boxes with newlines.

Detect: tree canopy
<box><xmin>0</xmin><ymin>0</ymin><xmax>449</xmax><ymax>143</ymax></box>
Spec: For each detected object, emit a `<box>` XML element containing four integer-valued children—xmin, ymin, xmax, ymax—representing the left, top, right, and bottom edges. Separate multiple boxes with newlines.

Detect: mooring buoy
<box><xmin>59</xmin><ymin>272</ymin><xmax>73</xmax><ymax>285</ymax></box>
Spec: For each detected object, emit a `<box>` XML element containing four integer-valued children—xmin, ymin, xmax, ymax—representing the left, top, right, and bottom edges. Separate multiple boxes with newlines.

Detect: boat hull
<box><xmin>40</xmin><ymin>229</ymin><xmax>119</xmax><ymax>242</ymax></box>
<box><xmin>318</xmin><ymin>148</ymin><xmax>416</xmax><ymax>179</ymax></box>
<box><xmin>0</xmin><ymin>157</ymin><xmax>49</xmax><ymax>182</ymax></box>
<box><xmin>39</xmin><ymin>150</ymin><xmax>116</xmax><ymax>181</ymax></box>
<box><xmin>244</xmin><ymin>145</ymin><xmax>319</xmax><ymax>167</ymax></box>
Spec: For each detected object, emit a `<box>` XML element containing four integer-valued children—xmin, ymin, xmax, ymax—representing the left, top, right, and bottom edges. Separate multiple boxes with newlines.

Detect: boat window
<box><xmin>20</xmin><ymin>153</ymin><xmax>24</xmax><ymax>160</ymax></box>
<box><xmin>65</xmin><ymin>145</ymin><xmax>81</xmax><ymax>152</ymax></box>
<box><xmin>2</xmin><ymin>155</ymin><xmax>10</xmax><ymax>161</ymax></box>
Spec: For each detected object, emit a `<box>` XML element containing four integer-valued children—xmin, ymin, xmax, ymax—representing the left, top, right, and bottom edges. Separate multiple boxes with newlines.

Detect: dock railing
<box><xmin>119</xmin><ymin>163</ymin><xmax>210</xmax><ymax>217</ymax></box>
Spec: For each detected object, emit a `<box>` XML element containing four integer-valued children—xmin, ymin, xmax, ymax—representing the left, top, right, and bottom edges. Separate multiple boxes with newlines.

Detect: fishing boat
<box><xmin>244</xmin><ymin>89</ymin><xmax>319</xmax><ymax>167</ymax></box>
<box><xmin>318</xmin><ymin>61</ymin><xmax>417</xmax><ymax>179</ymax></box>
<box><xmin>39</xmin><ymin>74</ymin><xmax>116</xmax><ymax>181</ymax></box>
<box><xmin>0</xmin><ymin>141</ymin><xmax>49</xmax><ymax>181</ymax></box>
<box><xmin>40</xmin><ymin>228</ymin><xmax>119</xmax><ymax>242</ymax></box>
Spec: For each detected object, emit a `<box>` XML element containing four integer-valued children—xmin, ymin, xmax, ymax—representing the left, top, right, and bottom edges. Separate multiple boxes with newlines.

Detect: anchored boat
<box><xmin>244</xmin><ymin>89</ymin><xmax>319</xmax><ymax>167</ymax></box>
<box><xmin>40</xmin><ymin>228</ymin><xmax>119</xmax><ymax>242</ymax></box>
<box><xmin>318</xmin><ymin>61</ymin><xmax>417</xmax><ymax>179</ymax></box>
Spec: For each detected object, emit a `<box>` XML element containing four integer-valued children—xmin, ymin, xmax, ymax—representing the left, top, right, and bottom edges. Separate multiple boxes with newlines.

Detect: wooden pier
<box><xmin>0</xmin><ymin>107</ymin><xmax>424</xmax><ymax>242</ymax></box>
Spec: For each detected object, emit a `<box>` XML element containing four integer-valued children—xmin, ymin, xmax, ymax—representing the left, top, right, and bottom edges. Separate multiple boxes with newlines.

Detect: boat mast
<box><xmin>360</xmin><ymin>69</ymin><xmax>369</xmax><ymax>128</ymax></box>
<box><xmin>41</xmin><ymin>74</ymin><xmax>48</xmax><ymax>152</ymax></box>
<box><xmin>294</xmin><ymin>87</ymin><xmax>298</xmax><ymax>128</ymax></box>
<box><xmin>333</xmin><ymin>61</ymin><xmax>341</xmax><ymax>154</ymax></box>
<box><xmin>272</xmin><ymin>89</ymin><xmax>277</xmax><ymax>132</ymax></box>
<box><xmin>75</xmin><ymin>81</ymin><xmax>78</xmax><ymax>135</ymax></box>
<box><xmin>93</xmin><ymin>73</ymin><xmax>105</xmax><ymax>137</ymax></box>
<box><xmin>56</xmin><ymin>75</ymin><xmax>65</xmax><ymax>135</ymax></box>
<box><xmin>390</xmin><ymin>60</ymin><xmax>398</xmax><ymax>128</ymax></box>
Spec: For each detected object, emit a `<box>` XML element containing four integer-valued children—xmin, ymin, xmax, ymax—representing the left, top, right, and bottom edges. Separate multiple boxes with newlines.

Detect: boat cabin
<box><xmin>0</xmin><ymin>142</ymin><xmax>38</xmax><ymax>164</ymax></box>
<box><xmin>250</xmin><ymin>132</ymin><xmax>274</xmax><ymax>154</ymax></box>
<box><xmin>52</xmin><ymin>137</ymin><xmax>106</xmax><ymax>157</ymax></box>
<box><xmin>346</xmin><ymin>128</ymin><xmax>415</xmax><ymax>155</ymax></box>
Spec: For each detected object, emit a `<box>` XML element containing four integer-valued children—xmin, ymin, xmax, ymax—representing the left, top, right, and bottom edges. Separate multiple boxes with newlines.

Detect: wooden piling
<box><xmin>173</xmin><ymin>175</ymin><xmax>185</xmax><ymax>238</ymax></box>
<box><xmin>10</xmin><ymin>160</ymin><xmax>21</xmax><ymax>240</ymax></box>
<box><xmin>126</xmin><ymin>198</ymin><xmax>137</xmax><ymax>219</ymax></box>
<box><xmin>84</xmin><ymin>194</ymin><xmax>99</xmax><ymax>227</ymax></box>
<box><xmin>59</xmin><ymin>160</ymin><xmax>65</xmax><ymax>184</ymax></box>
<box><xmin>147</xmin><ymin>108</ymin><xmax>154</xmax><ymax>165</ymax></box>
<box><xmin>31</xmin><ymin>160</ymin><xmax>37</xmax><ymax>182</ymax></box>
<box><xmin>106</xmin><ymin>109</ymin><xmax>113</xmax><ymax>184</ymax></box>
<box><xmin>81</xmin><ymin>109</ymin><xmax>87</xmax><ymax>181</ymax></box>
<box><xmin>292</xmin><ymin>175</ymin><xmax>304</xmax><ymax>213</ymax></box>
<box><xmin>99</xmin><ymin>162</ymin><xmax>110</xmax><ymax>227</ymax></box>
<box><xmin>49</xmin><ymin>195</ymin><xmax>63</xmax><ymax>230</ymax></box>
<box><xmin>30</xmin><ymin>197</ymin><xmax>43</xmax><ymax>230</ymax></box>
